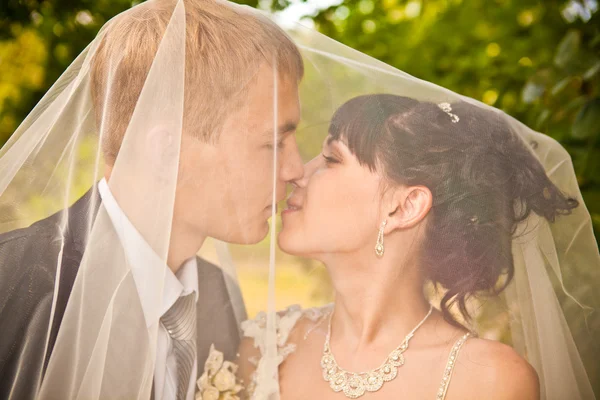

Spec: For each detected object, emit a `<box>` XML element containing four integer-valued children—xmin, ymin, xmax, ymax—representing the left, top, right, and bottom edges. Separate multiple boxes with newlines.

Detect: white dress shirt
<box><xmin>98</xmin><ymin>178</ymin><xmax>199</xmax><ymax>400</ymax></box>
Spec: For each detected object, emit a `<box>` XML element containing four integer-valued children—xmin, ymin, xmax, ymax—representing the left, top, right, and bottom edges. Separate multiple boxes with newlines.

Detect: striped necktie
<box><xmin>160</xmin><ymin>293</ymin><xmax>197</xmax><ymax>400</ymax></box>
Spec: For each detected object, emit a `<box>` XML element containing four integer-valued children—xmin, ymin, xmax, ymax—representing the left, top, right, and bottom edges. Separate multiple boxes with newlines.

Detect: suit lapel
<box><xmin>194</xmin><ymin>256</ymin><xmax>244</xmax><ymax>377</ymax></box>
<box><xmin>44</xmin><ymin>186</ymin><xmax>102</xmax><ymax>374</ymax></box>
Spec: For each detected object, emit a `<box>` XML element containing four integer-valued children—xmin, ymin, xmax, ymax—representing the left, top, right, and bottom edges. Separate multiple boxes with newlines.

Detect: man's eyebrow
<box><xmin>280</xmin><ymin>121</ymin><xmax>298</xmax><ymax>135</ymax></box>
<box><xmin>264</xmin><ymin>121</ymin><xmax>298</xmax><ymax>138</ymax></box>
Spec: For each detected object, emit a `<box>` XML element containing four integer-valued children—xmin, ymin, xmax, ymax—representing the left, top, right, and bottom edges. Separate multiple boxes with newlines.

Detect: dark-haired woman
<box><xmin>236</xmin><ymin>95</ymin><xmax>590</xmax><ymax>400</ymax></box>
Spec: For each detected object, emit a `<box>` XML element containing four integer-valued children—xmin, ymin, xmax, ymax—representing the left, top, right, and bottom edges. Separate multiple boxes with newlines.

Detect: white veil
<box><xmin>0</xmin><ymin>1</ymin><xmax>597</xmax><ymax>399</ymax></box>
<box><xmin>0</xmin><ymin>0</ymin><xmax>303</xmax><ymax>398</ymax></box>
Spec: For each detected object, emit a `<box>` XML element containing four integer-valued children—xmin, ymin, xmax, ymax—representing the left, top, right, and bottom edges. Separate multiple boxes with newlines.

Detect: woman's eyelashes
<box><xmin>322</xmin><ymin>153</ymin><xmax>340</xmax><ymax>164</ymax></box>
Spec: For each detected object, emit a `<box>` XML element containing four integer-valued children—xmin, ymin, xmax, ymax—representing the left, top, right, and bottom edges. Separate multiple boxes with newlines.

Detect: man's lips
<box><xmin>265</xmin><ymin>204</ymin><xmax>278</xmax><ymax>212</ymax></box>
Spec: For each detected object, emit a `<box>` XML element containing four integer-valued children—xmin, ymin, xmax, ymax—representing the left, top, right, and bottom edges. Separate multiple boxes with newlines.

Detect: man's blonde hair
<box><xmin>90</xmin><ymin>0</ymin><xmax>304</xmax><ymax>164</ymax></box>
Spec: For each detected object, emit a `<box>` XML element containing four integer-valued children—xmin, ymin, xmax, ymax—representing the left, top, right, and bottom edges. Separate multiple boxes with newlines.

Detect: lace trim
<box><xmin>240</xmin><ymin>305</ymin><xmax>333</xmax><ymax>400</ymax></box>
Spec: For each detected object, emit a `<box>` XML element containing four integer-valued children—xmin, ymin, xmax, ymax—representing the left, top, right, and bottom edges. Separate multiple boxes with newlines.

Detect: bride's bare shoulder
<box><xmin>451</xmin><ymin>337</ymin><xmax>540</xmax><ymax>400</ymax></box>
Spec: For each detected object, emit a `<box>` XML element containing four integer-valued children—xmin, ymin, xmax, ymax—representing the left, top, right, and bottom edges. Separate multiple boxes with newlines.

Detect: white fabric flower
<box><xmin>196</xmin><ymin>344</ymin><xmax>243</xmax><ymax>400</ymax></box>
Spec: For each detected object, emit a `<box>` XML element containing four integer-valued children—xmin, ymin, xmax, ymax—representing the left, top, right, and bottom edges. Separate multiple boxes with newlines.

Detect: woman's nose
<box><xmin>293</xmin><ymin>155</ymin><xmax>321</xmax><ymax>188</ymax></box>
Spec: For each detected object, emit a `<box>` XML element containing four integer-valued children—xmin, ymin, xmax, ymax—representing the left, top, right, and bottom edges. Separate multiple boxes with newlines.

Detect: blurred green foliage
<box><xmin>0</xmin><ymin>0</ymin><xmax>131</xmax><ymax>140</ymax></box>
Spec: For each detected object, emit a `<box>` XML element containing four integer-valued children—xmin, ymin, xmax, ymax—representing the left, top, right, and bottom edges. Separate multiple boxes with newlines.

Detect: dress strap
<box><xmin>436</xmin><ymin>332</ymin><xmax>471</xmax><ymax>400</ymax></box>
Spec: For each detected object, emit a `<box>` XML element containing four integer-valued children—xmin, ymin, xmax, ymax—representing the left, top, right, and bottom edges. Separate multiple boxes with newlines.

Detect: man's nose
<box><xmin>279</xmin><ymin>138</ymin><xmax>304</xmax><ymax>183</ymax></box>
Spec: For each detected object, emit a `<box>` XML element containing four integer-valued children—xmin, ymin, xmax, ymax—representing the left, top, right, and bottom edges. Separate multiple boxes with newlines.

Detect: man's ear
<box><xmin>146</xmin><ymin>126</ymin><xmax>178</xmax><ymax>167</ymax></box>
<box><xmin>136</xmin><ymin>126</ymin><xmax>181</xmax><ymax>186</ymax></box>
<box><xmin>384</xmin><ymin>185</ymin><xmax>432</xmax><ymax>233</ymax></box>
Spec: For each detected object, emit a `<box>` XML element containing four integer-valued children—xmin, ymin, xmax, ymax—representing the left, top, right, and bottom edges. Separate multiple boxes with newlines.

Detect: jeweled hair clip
<box><xmin>437</xmin><ymin>102</ymin><xmax>460</xmax><ymax>123</ymax></box>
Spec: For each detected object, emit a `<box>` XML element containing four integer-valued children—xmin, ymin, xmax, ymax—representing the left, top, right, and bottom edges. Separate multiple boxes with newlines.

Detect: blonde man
<box><xmin>0</xmin><ymin>1</ymin><xmax>304</xmax><ymax>399</ymax></box>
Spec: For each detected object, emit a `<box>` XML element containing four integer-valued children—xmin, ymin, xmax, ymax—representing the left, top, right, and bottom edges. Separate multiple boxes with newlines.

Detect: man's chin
<box><xmin>241</xmin><ymin>227</ymin><xmax>269</xmax><ymax>245</ymax></box>
<box><xmin>221</xmin><ymin>221</ymin><xmax>270</xmax><ymax>245</ymax></box>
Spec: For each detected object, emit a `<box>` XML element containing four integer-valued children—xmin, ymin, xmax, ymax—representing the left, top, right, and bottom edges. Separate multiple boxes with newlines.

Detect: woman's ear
<box><xmin>384</xmin><ymin>185</ymin><xmax>432</xmax><ymax>233</ymax></box>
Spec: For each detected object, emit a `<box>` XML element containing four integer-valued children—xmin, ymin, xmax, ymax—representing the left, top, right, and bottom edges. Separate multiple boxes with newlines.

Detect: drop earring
<box><xmin>375</xmin><ymin>220</ymin><xmax>387</xmax><ymax>257</ymax></box>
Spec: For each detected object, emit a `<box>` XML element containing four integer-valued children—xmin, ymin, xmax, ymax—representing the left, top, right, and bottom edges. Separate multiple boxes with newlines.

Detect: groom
<box><xmin>0</xmin><ymin>1</ymin><xmax>304</xmax><ymax>399</ymax></box>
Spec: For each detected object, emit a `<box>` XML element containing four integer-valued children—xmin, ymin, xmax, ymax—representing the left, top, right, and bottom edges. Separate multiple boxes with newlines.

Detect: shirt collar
<box><xmin>98</xmin><ymin>178</ymin><xmax>198</xmax><ymax>327</ymax></box>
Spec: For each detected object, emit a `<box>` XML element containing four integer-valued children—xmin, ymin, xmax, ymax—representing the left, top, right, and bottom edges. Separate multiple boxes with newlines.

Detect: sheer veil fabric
<box><xmin>0</xmin><ymin>0</ymin><xmax>303</xmax><ymax>398</ymax></box>
<box><xmin>250</xmin><ymin>16</ymin><xmax>599</xmax><ymax>400</ymax></box>
<box><xmin>0</xmin><ymin>1</ymin><xmax>597</xmax><ymax>399</ymax></box>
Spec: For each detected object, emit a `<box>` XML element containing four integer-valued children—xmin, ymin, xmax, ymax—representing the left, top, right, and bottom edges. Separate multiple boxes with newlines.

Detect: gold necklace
<box><xmin>321</xmin><ymin>305</ymin><xmax>433</xmax><ymax>399</ymax></box>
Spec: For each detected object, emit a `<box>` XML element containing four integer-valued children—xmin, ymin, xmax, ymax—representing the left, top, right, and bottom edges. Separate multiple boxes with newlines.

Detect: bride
<box><xmin>234</xmin><ymin>94</ymin><xmax>597</xmax><ymax>400</ymax></box>
<box><xmin>174</xmin><ymin>5</ymin><xmax>599</xmax><ymax>400</ymax></box>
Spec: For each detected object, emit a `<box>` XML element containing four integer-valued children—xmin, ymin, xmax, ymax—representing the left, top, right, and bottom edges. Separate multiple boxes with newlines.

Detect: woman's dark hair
<box><xmin>329</xmin><ymin>94</ymin><xmax>579</xmax><ymax>326</ymax></box>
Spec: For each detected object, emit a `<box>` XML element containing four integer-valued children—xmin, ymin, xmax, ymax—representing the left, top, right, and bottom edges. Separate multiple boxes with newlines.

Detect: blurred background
<box><xmin>0</xmin><ymin>0</ymin><xmax>599</xmax><ymax>393</ymax></box>
<box><xmin>2</xmin><ymin>0</ymin><xmax>598</xmax><ymax>306</ymax></box>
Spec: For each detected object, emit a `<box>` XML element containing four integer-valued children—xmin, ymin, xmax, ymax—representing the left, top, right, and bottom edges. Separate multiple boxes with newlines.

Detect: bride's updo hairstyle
<box><xmin>328</xmin><ymin>94</ymin><xmax>579</xmax><ymax>325</ymax></box>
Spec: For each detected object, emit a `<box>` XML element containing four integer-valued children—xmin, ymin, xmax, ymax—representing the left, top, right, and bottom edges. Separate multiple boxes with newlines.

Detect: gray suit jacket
<box><xmin>0</xmin><ymin>188</ymin><xmax>245</xmax><ymax>399</ymax></box>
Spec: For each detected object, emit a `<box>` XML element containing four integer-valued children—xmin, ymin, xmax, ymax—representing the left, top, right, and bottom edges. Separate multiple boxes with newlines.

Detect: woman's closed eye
<box><xmin>322</xmin><ymin>153</ymin><xmax>340</xmax><ymax>164</ymax></box>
